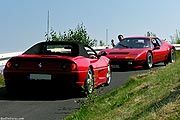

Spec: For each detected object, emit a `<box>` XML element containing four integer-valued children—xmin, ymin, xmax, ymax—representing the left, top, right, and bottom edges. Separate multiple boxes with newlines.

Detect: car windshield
<box><xmin>114</xmin><ymin>38</ymin><xmax>150</xmax><ymax>49</ymax></box>
<box><xmin>24</xmin><ymin>42</ymin><xmax>79</xmax><ymax>56</ymax></box>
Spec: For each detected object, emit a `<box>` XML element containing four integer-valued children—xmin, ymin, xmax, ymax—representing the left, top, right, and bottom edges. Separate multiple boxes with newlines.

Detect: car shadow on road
<box><xmin>0</xmin><ymin>87</ymin><xmax>84</xmax><ymax>101</ymax></box>
<box><xmin>112</xmin><ymin>66</ymin><xmax>146</xmax><ymax>72</ymax></box>
<box><xmin>112</xmin><ymin>63</ymin><xmax>166</xmax><ymax>72</ymax></box>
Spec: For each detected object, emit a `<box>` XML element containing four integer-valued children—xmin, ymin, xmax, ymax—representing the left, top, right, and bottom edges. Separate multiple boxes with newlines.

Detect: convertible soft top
<box><xmin>23</xmin><ymin>41</ymin><xmax>89</xmax><ymax>57</ymax></box>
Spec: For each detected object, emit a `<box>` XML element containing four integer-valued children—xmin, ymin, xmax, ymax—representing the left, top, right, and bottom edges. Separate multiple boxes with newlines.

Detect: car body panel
<box><xmin>99</xmin><ymin>36</ymin><xmax>174</xmax><ymax>68</ymax></box>
<box><xmin>3</xmin><ymin>41</ymin><xmax>110</xmax><ymax>93</ymax></box>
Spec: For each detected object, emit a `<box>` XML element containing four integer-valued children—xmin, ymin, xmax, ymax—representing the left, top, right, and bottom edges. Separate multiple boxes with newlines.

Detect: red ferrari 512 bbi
<box><xmin>3</xmin><ymin>41</ymin><xmax>112</xmax><ymax>95</ymax></box>
<box><xmin>99</xmin><ymin>36</ymin><xmax>175</xmax><ymax>69</ymax></box>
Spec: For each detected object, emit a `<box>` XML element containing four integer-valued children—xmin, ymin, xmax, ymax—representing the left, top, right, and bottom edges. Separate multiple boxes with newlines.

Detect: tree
<box><xmin>99</xmin><ymin>40</ymin><xmax>105</xmax><ymax>46</ymax></box>
<box><xmin>49</xmin><ymin>23</ymin><xmax>97</xmax><ymax>47</ymax></box>
<box><xmin>170</xmin><ymin>30</ymin><xmax>180</xmax><ymax>44</ymax></box>
<box><xmin>146</xmin><ymin>31</ymin><xmax>156</xmax><ymax>37</ymax></box>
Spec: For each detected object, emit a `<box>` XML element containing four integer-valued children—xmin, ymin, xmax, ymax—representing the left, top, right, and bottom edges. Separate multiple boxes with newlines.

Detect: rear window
<box><xmin>24</xmin><ymin>42</ymin><xmax>79</xmax><ymax>56</ymax></box>
<box><xmin>46</xmin><ymin>45</ymin><xmax>72</xmax><ymax>54</ymax></box>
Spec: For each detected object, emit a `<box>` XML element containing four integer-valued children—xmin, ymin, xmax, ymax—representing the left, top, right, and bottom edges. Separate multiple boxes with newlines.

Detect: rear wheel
<box><xmin>163</xmin><ymin>61</ymin><xmax>167</xmax><ymax>66</ymax></box>
<box><xmin>5</xmin><ymin>80</ymin><xmax>20</xmax><ymax>96</ymax></box>
<box><xmin>84</xmin><ymin>68</ymin><xmax>94</xmax><ymax>95</ymax></box>
<box><xmin>144</xmin><ymin>52</ymin><xmax>153</xmax><ymax>69</ymax></box>
<box><xmin>169</xmin><ymin>49</ymin><xmax>175</xmax><ymax>63</ymax></box>
<box><xmin>105</xmin><ymin>64</ymin><xmax>112</xmax><ymax>86</ymax></box>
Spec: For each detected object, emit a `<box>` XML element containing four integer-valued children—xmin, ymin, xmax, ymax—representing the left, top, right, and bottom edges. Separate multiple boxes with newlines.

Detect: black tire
<box><xmin>105</xmin><ymin>64</ymin><xmax>112</xmax><ymax>86</ymax></box>
<box><xmin>163</xmin><ymin>61</ymin><xmax>167</xmax><ymax>66</ymax></box>
<box><xmin>5</xmin><ymin>81</ymin><xmax>19</xmax><ymax>95</ymax></box>
<box><xmin>169</xmin><ymin>49</ymin><xmax>175</xmax><ymax>63</ymax></box>
<box><xmin>84</xmin><ymin>68</ymin><xmax>94</xmax><ymax>95</ymax></box>
<box><xmin>144</xmin><ymin>52</ymin><xmax>153</xmax><ymax>69</ymax></box>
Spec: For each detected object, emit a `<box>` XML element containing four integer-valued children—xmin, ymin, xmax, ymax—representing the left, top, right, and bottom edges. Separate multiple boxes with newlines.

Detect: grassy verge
<box><xmin>0</xmin><ymin>74</ymin><xmax>4</xmax><ymax>88</ymax></box>
<box><xmin>65</xmin><ymin>52</ymin><xmax>180</xmax><ymax>120</ymax></box>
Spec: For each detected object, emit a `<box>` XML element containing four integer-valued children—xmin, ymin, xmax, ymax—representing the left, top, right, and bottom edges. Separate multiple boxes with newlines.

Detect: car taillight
<box><xmin>6</xmin><ymin>62</ymin><xmax>12</xmax><ymax>68</ymax></box>
<box><xmin>60</xmin><ymin>62</ymin><xmax>77</xmax><ymax>71</ymax></box>
<box><xmin>70</xmin><ymin>63</ymin><xmax>77</xmax><ymax>70</ymax></box>
<box><xmin>5</xmin><ymin>61</ymin><xmax>20</xmax><ymax>69</ymax></box>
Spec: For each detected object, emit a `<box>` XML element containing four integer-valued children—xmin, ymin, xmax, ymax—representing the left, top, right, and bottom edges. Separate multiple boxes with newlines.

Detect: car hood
<box><xmin>100</xmin><ymin>48</ymin><xmax>150</xmax><ymax>60</ymax></box>
<box><xmin>104</xmin><ymin>48</ymin><xmax>148</xmax><ymax>55</ymax></box>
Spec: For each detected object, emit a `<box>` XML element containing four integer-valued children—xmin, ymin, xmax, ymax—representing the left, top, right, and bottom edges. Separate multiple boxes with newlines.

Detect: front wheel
<box><xmin>144</xmin><ymin>52</ymin><xmax>153</xmax><ymax>69</ymax></box>
<box><xmin>84</xmin><ymin>68</ymin><xmax>94</xmax><ymax>95</ymax></box>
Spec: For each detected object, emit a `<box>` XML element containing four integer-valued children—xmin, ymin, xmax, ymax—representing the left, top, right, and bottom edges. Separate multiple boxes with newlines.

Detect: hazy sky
<box><xmin>1</xmin><ymin>0</ymin><xmax>180</xmax><ymax>53</ymax></box>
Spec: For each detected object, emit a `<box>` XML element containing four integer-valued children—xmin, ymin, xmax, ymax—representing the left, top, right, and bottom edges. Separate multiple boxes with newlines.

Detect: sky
<box><xmin>1</xmin><ymin>0</ymin><xmax>180</xmax><ymax>53</ymax></box>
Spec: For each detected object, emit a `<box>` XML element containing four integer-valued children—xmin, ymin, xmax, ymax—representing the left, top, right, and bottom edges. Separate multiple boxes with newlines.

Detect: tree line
<box><xmin>47</xmin><ymin>23</ymin><xmax>180</xmax><ymax>47</ymax></box>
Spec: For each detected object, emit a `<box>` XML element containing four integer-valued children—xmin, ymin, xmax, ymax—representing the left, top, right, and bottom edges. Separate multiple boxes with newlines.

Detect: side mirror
<box><xmin>100</xmin><ymin>51</ymin><xmax>107</xmax><ymax>56</ymax></box>
<box><xmin>153</xmin><ymin>46</ymin><xmax>160</xmax><ymax>50</ymax></box>
<box><xmin>89</xmin><ymin>54</ymin><xmax>97</xmax><ymax>59</ymax></box>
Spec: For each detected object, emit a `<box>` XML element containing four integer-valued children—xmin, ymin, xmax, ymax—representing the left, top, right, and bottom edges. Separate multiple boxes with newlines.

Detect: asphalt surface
<box><xmin>0</xmin><ymin>67</ymin><xmax>155</xmax><ymax>120</ymax></box>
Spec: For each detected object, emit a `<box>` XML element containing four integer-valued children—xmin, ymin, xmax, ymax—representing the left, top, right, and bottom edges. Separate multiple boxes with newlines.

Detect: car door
<box><xmin>152</xmin><ymin>38</ymin><xmax>168</xmax><ymax>63</ymax></box>
<box><xmin>85</xmin><ymin>46</ymin><xmax>107</xmax><ymax>85</ymax></box>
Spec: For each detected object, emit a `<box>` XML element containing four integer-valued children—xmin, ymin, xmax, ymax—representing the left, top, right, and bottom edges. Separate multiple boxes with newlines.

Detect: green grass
<box><xmin>65</xmin><ymin>51</ymin><xmax>180</xmax><ymax>120</ymax></box>
<box><xmin>0</xmin><ymin>74</ymin><xmax>4</xmax><ymax>88</ymax></box>
<box><xmin>176</xmin><ymin>50</ymin><xmax>180</xmax><ymax>59</ymax></box>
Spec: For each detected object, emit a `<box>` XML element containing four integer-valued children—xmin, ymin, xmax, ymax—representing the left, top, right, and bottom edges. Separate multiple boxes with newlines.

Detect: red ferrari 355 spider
<box><xmin>3</xmin><ymin>41</ymin><xmax>111</xmax><ymax>95</ymax></box>
<box><xmin>99</xmin><ymin>36</ymin><xmax>175</xmax><ymax>69</ymax></box>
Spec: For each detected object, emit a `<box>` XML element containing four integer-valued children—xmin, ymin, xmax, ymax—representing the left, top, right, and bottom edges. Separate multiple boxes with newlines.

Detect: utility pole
<box><xmin>46</xmin><ymin>11</ymin><xmax>50</xmax><ymax>41</ymax></box>
<box><xmin>106</xmin><ymin>29</ymin><xmax>108</xmax><ymax>46</ymax></box>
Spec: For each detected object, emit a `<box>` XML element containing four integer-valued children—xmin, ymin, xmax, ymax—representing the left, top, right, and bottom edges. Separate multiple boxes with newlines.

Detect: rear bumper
<box><xmin>3</xmin><ymin>71</ymin><xmax>87</xmax><ymax>91</ymax></box>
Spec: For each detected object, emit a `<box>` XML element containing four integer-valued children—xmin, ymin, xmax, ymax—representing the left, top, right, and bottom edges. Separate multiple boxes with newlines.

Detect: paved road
<box><xmin>0</xmin><ymin>68</ymin><xmax>153</xmax><ymax>120</ymax></box>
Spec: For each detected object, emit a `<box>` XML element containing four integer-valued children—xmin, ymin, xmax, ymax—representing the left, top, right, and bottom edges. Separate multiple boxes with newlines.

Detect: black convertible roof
<box><xmin>24</xmin><ymin>41</ymin><xmax>89</xmax><ymax>57</ymax></box>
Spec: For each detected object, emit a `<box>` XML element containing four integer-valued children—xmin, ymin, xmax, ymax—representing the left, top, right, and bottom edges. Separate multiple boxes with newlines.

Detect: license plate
<box><xmin>30</xmin><ymin>74</ymin><xmax>51</xmax><ymax>80</ymax></box>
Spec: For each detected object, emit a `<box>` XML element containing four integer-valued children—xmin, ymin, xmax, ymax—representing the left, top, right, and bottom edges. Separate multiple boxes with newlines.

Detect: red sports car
<box><xmin>3</xmin><ymin>41</ymin><xmax>111</xmax><ymax>95</ymax></box>
<box><xmin>99</xmin><ymin>36</ymin><xmax>175</xmax><ymax>69</ymax></box>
